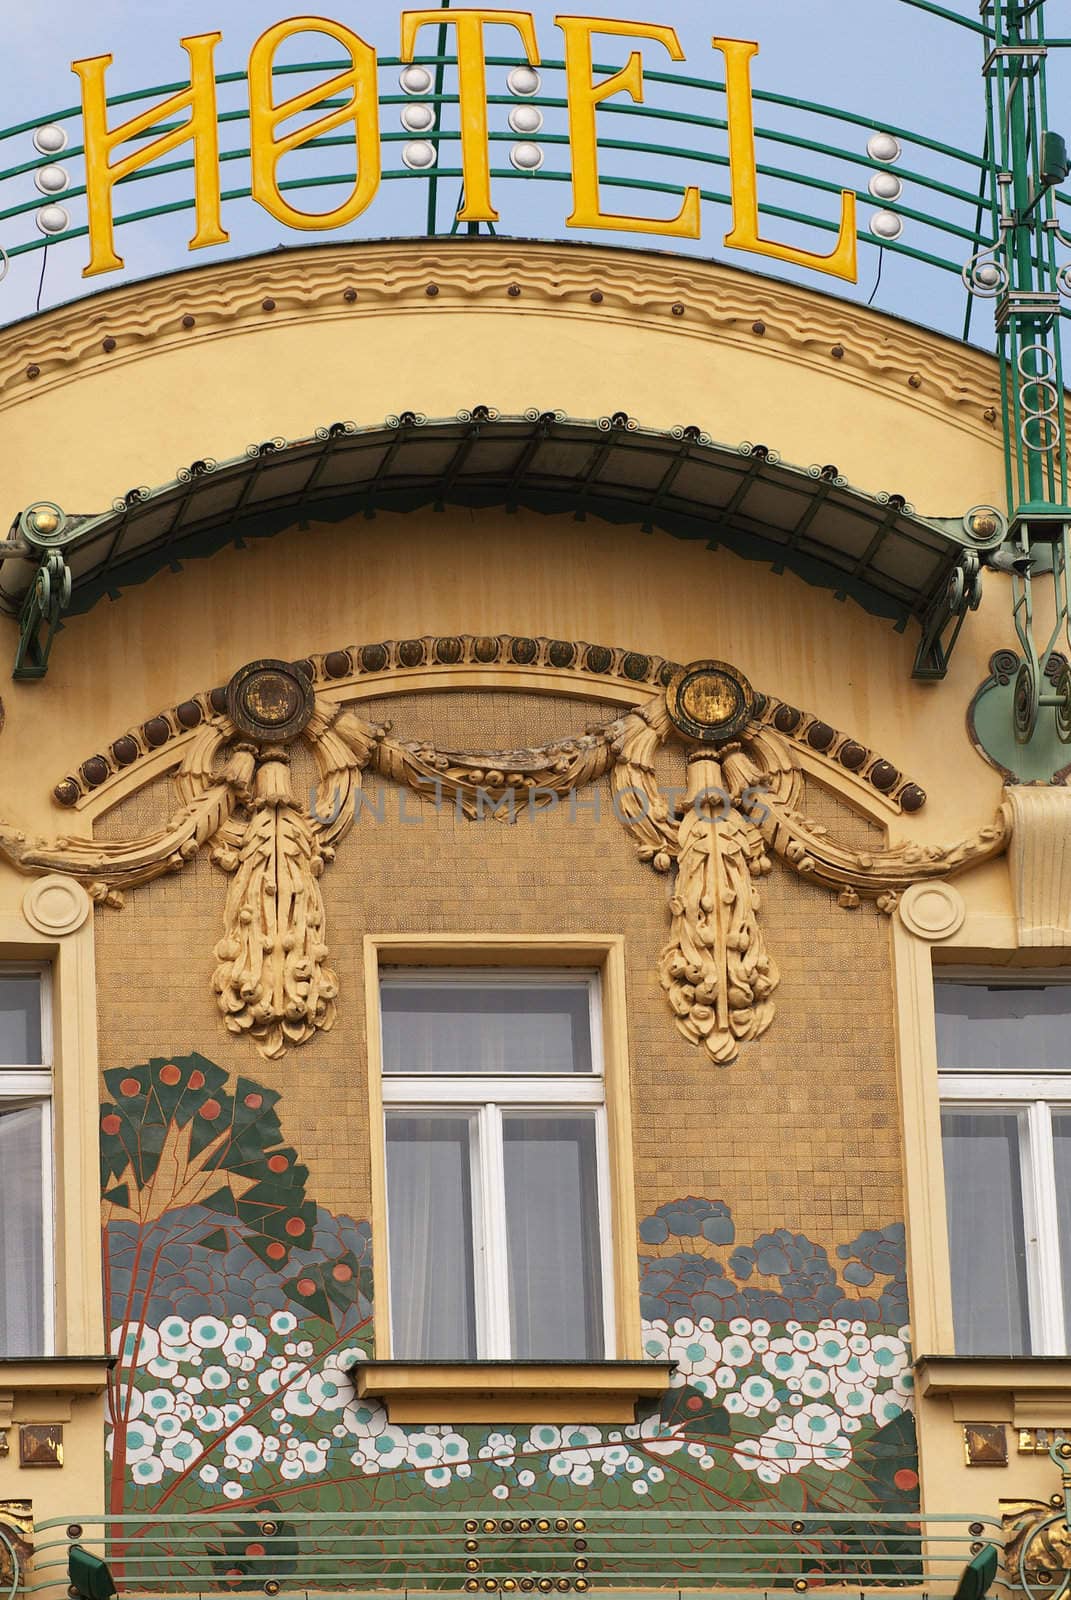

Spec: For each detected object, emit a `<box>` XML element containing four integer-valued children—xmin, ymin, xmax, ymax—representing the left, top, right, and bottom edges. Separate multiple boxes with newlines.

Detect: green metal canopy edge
<box><xmin>0</xmin><ymin>409</ymin><xmax>1005</xmax><ymax>681</ymax></box>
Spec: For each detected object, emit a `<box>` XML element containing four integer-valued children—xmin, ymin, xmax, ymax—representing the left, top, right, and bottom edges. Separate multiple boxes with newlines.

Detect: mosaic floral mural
<box><xmin>102</xmin><ymin>1055</ymin><xmax>919</xmax><ymax>1586</ymax></box>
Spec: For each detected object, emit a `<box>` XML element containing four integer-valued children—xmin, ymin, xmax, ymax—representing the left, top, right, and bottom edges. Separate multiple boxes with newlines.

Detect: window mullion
<box><xmin>40</xmin><ymin>1102</ymin><xmax>55</xmax><ymax>1357</ymax></box>
<box><xmin>480</xmin><ymin>1104</ymin><xmax>511</xmax><ymax>1359</ymax></box>
<box><xmin>1029</xmin><ymin>1101</ymin><xmax>1066</xmax><ymax>1355</ymax></box>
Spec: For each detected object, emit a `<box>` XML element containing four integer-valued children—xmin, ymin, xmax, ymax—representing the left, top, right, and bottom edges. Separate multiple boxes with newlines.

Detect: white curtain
<box><xmin>0</xmin><ymin>977</ymin><xmax>42</xmax><ymax>1066</ymax></box>
<box><xmin>0</xmin><ymin>1105</ymin><xmax>45</xmax><ymax>1355</ymax></box>
<box><xmin>936</xmin><ymin>981</ymin><xmax>1070</xmax><ymax>1071</ymax></box>
<box><xmin>386</xmin><ymin>1115</ymin><xmax>477</xmax><ymax>1358</ymax></box>
<box><xmin>941</xmin><ymin>1108</ymin><xmax>1030</xmax><ymax>1354</ymax></box>
<box><xmin>503</xmin><ymin>1114</ymin><xmax>603</xmax><ymax>1359</ymax></box>
<box><xmin>381</xmin><ymin>984</ymin><xmax>590</xmax><ymax>1074</ymax></box>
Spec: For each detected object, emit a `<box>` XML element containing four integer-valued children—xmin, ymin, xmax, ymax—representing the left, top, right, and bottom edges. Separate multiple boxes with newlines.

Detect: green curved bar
<box><xmin>0</xmin><ymin>121</ymin><xmax>982</xmax><ymax>258</ymax></box>
<box><xmin>2</xmin><ymin>163</ymin><xmax>968</xmax><ymax>283</ymax></box>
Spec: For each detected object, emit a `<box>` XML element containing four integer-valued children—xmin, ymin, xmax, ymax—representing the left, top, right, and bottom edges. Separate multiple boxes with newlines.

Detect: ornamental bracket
<box><xmin>7</xmin><ymin>502</ymin><xmax>78</xmax><ymax>681</ymax></box>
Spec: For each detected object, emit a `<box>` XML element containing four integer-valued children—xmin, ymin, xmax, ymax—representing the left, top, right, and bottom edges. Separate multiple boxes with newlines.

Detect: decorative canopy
<box><xmin>0</xmin><ymin>409</ymin><xmax>1002</xmax><ymax>679</ymax></box>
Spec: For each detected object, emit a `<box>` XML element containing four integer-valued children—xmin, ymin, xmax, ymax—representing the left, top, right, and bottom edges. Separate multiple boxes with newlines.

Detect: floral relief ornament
<box><xmin>0</xmin><ymin>653</ymin><xmax>1009</xmax><ymax>1064</ymax></box>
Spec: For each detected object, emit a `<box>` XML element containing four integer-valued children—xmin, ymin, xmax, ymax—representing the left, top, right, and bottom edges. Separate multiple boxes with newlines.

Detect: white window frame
<box><xmin>379</xmin><ymin>968</ymin><xmax>617</xmax><ymax>1361</ymax></box>
<box><xmin>937</xmin><ymin>975</ymin><xmax>1071</xmax><ymax>1357</ymax></box>
<box><xmin>0</xmin><ymin>962</ymin><xmax>55</xmax><ymax>1357</ymax></box>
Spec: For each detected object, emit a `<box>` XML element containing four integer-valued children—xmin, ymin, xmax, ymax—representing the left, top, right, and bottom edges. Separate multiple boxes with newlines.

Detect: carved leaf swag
<box><xmin>0</xmin><ymin>687</ymin><xmax>1009</xmax><ymax>1064</ymax></box>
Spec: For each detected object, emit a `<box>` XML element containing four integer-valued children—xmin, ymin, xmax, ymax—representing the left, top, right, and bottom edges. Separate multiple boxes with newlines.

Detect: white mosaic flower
<box><xmin>799</xmin><ymin>1368</ymin><xmax>830</xmax><ymax>1400</ymax></box>
<box><xmin>669</xmin><ymin>1327</ymin><xmax>722</xmax><ymax>1377</ymax></box>
<box><xmin>270</xmin><ymin>1312</ymin><xmax>298</xmax><ymax>1335</ymax></box>
<box><xmin>642</xmin><ymin>1323</ymin><xmax>670</xmax><ymax>1361</ymax></box>
<box><xmin>811</xmin><ymin>1331</ymin><xmax>852</xmax><ymax>1368</ymax></box>
<box><xmin>307</xmin><ymin>1371</ymin><xmax>350</xmax><ymax>1412</ymax></box>
<box><xmin>190</xmin><ymin>1316</ymin><xmax>228</xmax><ymax>1350</ymax></box>
<box><xmin>111</xmin><ymin>1325</ymin><xmax>160</xmax><ymax>1366</ymax></box>
<box><xmin>407</xmin><ymin>1432</ymin><xmax>444</xmax><ymax>1470</ymax></box>
<box><xmin>130</xmin><ymin>1458</ymin><xmax>164</xmax><ymax>1486</ymax></box>
<box><xmin>224</xmin><ymin>1325</ymin><xmax>267</xmax><ymax>1364</ymax></box>
<box><xmin>832</xmin><ymin>1378</ymin><xmax>875</xmax><ymax>1417</ymax></box>
<box><xmin>763</xmin><ymin>1339</ymin><xmax>809</xmax><ymax>1382</ymax></box>
<box><xmin>160</xmin><ymin>1430</ymin><xmax>202</xmax><ymax>1471</ymax></box>
<box><xmin>871</xmin><ymin>1393</ymin><xmax>907</xmax><ymax>1426</ymax></box>
<box><xmin>792</xmin><ymin>1404</ymin><xmax>842</xmax><ymax>1446</ymax></box>
<box><xmin>721</xmin><ymin>1334</ymin><xmax>753</xmax><ymax>1367</ymax></box>
<box><xmin>526</xmin><ymin>1424</ymin><xmax>562</xmax><ymax>1454</ymax></box>
<box><xmin>198</xmin><ymin>1464</ymin><xmax>219</xmax><ymax>1485</ymax></box>
<box><xmin>600</xmin><ymin>1444</ymin><xmax>629</xmax><ymax>1473</ymax></box>
<box><xmin>740</xmin><ymin>1375</ymin><xmax>774</xmax><ymax>1409</ymax></box>
<box><xmin>861</xmin><ymin>1334</ymin><xmax>907</xmax><ymax>1380</ymax></box>
<box><xmin>439</xmin><ymin>1432</ymin><xmax>470</xmax><ymax>1467</ymax></box>
<box><xmin>122</xmin><ymin>1420</ymin><xmax>157</xmax><ymax>1463</ymax></box>
<box><xmin>343</xmin><ymin>1400</ymin><xmax>388</xmax><ymax>1438</ymax></box>
<box><xmin>229</xmin><ymin>1424</ymin><xmax>264</xmax><ymax>1462</ymax></box>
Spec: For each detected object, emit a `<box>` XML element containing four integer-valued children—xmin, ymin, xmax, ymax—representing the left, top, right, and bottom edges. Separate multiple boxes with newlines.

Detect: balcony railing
<box><xmin>21</xmin><ymin>1511</ymin><xmax>1004</xmax><ymax>1599</ymax></box>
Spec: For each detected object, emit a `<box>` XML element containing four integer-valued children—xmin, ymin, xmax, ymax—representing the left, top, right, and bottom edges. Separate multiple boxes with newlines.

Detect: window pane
<box><xmin>503</xmin><ymin>1114</ymin><xmax>604</xmax><ymax>1359</ymax></box>
<box><xmin>0</xmin><ymin>1105</ymin><xmax>45</xmax><ymax>1354</ymax></box>
<box><xmin>0</xmin><ymin>976</ymin><xmax>42</xmax><ymax>1066</ymax></box>
<box><xmin>941</xmin><ymin>1109</ymin><xmax>1031</xmax><ymax>1355</ymax></box>
<box><xmin>385</xmin><ymin>1114</ymin><xmax>477</xmax><ymax>1358</ymax></box>
<box><xmin>381</xmin><ymin>982</ymin><xmax>593</xmax><ymax>1074</ymax></box>
<box><xmin>935</xmin><ymin>982</ymin><xmax>1071</xmax><ymax>1071</ymax></box>
<box><xmin>1053</xmin><ymin>1114</ymin><xmax>1071</xmax><ymax>1349</ymax></box>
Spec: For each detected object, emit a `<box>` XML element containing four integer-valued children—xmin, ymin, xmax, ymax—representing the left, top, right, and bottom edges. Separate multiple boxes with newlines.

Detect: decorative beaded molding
<box><xmin>1</xmin><ymin>658</ymin><xmax>1007</xmax><ymax>1065</ymax></box>
<box><xmin>0</xmin><ymin>240</ymin><xmax>1001</xmax><ymax>437</ymax></box>
<box><xmin>50</xmin><ymin>634</ymin><xmax>926</xmax><ymax>816</ymax></box>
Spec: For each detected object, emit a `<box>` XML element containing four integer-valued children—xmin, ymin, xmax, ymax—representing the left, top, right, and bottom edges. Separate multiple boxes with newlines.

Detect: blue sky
<box><xmin>0</xmin><ymin>1</ymin><xmax>1059</xmax><ymax>341</ymax></box>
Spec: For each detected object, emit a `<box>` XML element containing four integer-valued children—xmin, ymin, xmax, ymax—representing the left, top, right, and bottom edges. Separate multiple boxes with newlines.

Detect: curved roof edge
<box><xmin>1</xmin><ymin>409</ymin><xmax>1002</xmax><ymax>678</ymax></box>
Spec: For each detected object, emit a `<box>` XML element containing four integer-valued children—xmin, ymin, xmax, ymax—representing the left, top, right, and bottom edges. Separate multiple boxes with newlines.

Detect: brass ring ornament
<box><xmin>666</xmin><ymin>659</ymin><xmax>755</xmax><ymax>744</ymax></box>
<box><xmin>225</xmin><ymin>659</ymin><xmax>316</xmax><ymax>745</ymax></box>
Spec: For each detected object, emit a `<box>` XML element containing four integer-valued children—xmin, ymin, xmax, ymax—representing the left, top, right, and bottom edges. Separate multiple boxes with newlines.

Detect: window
<box><xmin>937</xmin><ymin>979</ymin><xmax>1071</xmax><ymax>1356</ymax></box>
<box><xmin>379</xmin><ymin>971</ymin><xmax>614</xmax><ymax>1361</ymax></box>
<box><xmin>0</xmin><ymin>966</ymin><xmax>52</xmax><ymax>1356</ymax></box>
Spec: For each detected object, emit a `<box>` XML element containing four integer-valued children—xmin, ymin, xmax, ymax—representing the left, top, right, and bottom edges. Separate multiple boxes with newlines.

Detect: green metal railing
<box><xmin>23</xmin><ymin>1509</ymin><xmax>1004</xmax><ymax>1598</ymax></box>
<box><xmin>0</xmin><ymin>8</ymin><xmax>1053</xmax><ymax>337</ymax></box>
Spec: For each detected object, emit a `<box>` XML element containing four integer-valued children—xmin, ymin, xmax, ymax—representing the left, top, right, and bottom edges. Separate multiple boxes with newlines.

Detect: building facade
<box><xmin>0</xmin><ymin>118</ymin><xmax>1070</xmax><ymax>1599</ymax></box>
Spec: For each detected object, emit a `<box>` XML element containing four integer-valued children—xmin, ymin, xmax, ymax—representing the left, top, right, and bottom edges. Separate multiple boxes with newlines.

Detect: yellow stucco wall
<box><xmin>0</xmin><ymin>237</ymin><xmax>1059</xmax><ymax>1562</ymax></box>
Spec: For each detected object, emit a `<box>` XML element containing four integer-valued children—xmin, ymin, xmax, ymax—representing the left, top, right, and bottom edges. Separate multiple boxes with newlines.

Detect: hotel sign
<box><xmin>71</xmin><ymin>13</ymin><xmax>858</xmax><ymax>283</ymax></box>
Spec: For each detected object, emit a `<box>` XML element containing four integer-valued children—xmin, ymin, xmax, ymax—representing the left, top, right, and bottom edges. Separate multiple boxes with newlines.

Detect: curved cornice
<box><xmin>0</xmin><ymin>238</ymin><xmax>1002</xmax><ymax>440</ymax></box>
<box><xmin>50</xmin><ymin>632</ymin><xmax>927</xmax><ymax>818</ymax></box>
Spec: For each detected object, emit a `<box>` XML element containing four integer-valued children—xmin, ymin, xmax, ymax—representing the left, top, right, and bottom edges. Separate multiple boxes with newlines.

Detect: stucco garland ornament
<box><xmin>0</xmin><ymin>656</ymin><xmax>1008</xmax><ymax>1064</ymax></box>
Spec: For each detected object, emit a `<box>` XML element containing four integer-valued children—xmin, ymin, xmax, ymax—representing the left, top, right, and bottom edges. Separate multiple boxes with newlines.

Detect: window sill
<box><xmin>916</xmin><ymin>1356</ymin><xmax>1071</xmax><ymax>1425</ymax></box>
<box><xmin>355</xmin><ymin>1360</ymin><xmax>675</xmax><ymax>1423</ymax></box>
<box><xmin>0</xmin><ymin>1357</ymin><xmax>113</xmax><ymax>1393</ymax></box>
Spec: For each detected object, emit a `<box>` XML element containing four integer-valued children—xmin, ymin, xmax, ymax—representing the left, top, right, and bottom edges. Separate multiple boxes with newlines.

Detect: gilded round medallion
<box><xmin>226</xmin><ymin>658</ymin><xmax>315</xmax><ymax>744</ymax></box>
<box><xmin>667</xmin><ymin>659</ymin><xmax>755</xmax><ymax>744</ymax></box>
